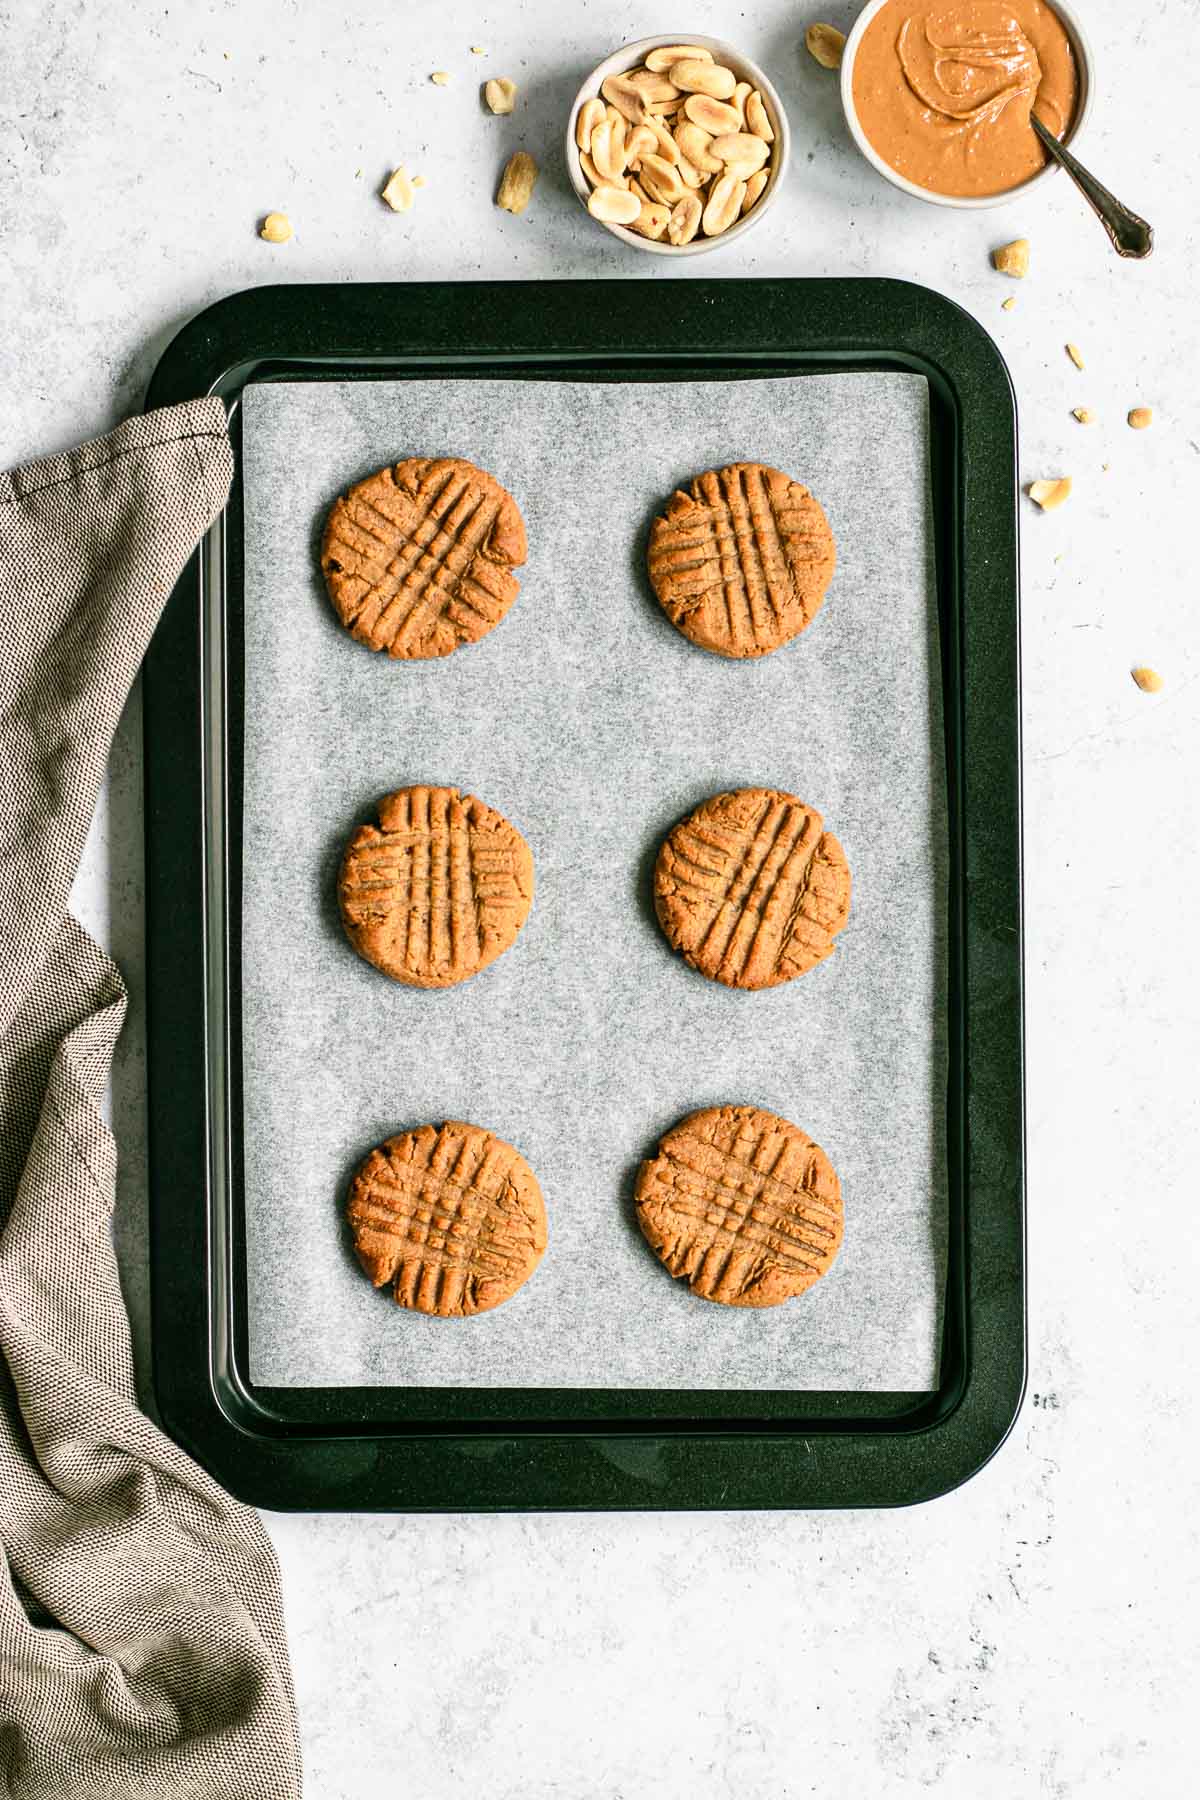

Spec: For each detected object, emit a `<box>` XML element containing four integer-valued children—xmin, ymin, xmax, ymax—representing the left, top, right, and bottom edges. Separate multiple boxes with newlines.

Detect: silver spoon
<box><xmin>1030</xmin><ymin>114</ymin><xmax>1153</xmax><ymax>258</ymax></box>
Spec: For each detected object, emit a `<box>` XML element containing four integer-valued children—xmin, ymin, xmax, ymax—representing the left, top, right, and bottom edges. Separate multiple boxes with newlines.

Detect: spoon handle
<box><xmin>1031</xmin><ymin>115</ymin><xmax>1153</xmax><ymax>259</ymax></box>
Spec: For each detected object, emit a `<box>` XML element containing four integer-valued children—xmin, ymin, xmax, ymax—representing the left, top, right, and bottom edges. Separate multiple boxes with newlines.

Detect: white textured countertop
<box><xmin>3</xmin><ymin>2</ymin><xmax>1198</xmax><ymax>1793</ymax></box>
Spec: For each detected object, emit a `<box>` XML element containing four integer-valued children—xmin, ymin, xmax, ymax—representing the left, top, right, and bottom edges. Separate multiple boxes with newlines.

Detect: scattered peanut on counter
<box><xmin>485</xmin><ymin>76</ymin><xmax>517</xmax><ymax>114</ymax></box>
<box><xmin>992</xmin><ymin>237</ymin><xmax>1030</xmax><ymax>277</ymax></box>
<box><xmin>1072</xmin><ymin>407</ymin><xmax>1096</xmax><ymax>424</ymax></box>
<box><xmin>805</xmin><ymin>24</ymin><xmax>846</xmax><ymax>69</ymax></box>
<box><xmin>259</xmin><ymin>212</ymin><xmax>292</xmax><ymax>243</ymax></box>
<box><xmin>1066</xmin><ymin>343</ymin><xmax>1085</xmax><ymax>370</ymax></box>
<box><xmin>1131</xmin><ymin>666</ymin><xmax>1164</xmax><ymax>692</ymax></box>
<box><xmin>496</xmin><ymin>151</ymin><xmax>538</xmax><ymax>215</ymax></box>
<box><xmin>1028</xmin><ymin>478</ymin><xmax>1072</xmax><ymax>510</ymax></box>
<box><xmin>576</xmin><ymin>47</ymin><xmax>776</xmax><ymax>243</ymax></box>
<box><xmin>1128</xmin><ymin>406</ymin><xmax>1153</xmax><ymax>429</ymax></box>
<box><xmin>380</xmin><ymin>168</ymin><xmax>415</xmax><ymax>213</ymax></box>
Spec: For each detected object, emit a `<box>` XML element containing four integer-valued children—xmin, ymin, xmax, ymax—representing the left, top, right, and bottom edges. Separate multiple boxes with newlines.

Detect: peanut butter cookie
<box><xmin>635</xmin><ymin>1105</ymin><xmax>843</xmax><ymax>1307</ymax></box>
<box><xmin>348</xmin><ymin>1120</ymin><xmax>547</xmax><ymax>1316</ymax></box>
<box><xmin>321</xmin><ymin>456</ymin><xmax>526</xmax><ymax>659</ymax></box>
<box><xmin>654</xmin><ymin>787</ymin><xmax>850</xmax><ymax>989</ymax></box>
<box><xmin>647</xmin><ymin>462</ymin><xmax>835</xmax><ymax>658</ymax></box>
<box><xmin>338</xmin><ymin>786</ymin><xmax>533</xmax><ymax>988</ymax></box>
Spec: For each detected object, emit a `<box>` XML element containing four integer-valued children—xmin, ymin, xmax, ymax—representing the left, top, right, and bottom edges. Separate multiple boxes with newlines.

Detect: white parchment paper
<box><xmin>240</xmin><ymin>373</ymin><xmax>946</xmax><ymax>1389</ymax></box>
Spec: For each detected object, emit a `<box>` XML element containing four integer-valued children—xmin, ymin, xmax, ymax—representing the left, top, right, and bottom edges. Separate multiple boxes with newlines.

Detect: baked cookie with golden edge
<box><xmin>647</xmin><ymin>462</ymin><xmax>835</xmax><ymax>658</ymax></box>
<box><xmin>654</xmin><ymin>786</ymin><xmax>850</xmax><ymax>989</ymax></box>
<box><xmin>338</xmin><ymin>786</ymin><xmax>534</xmax><ymax>988</ymax></box>
<box><xmin>636</xmin><ymin>1105</ymin><xmax>843</xmax><ymax>1307</ymax></box>
<box><xmin>348</xmin><ymin>1121</ymin><xmax>547</xmax><ymax>1317</ymax></box>
<box><xmin>321</xmin><ymin>456</ymin><xmax>526</xmax><ymax>659</ymax></box>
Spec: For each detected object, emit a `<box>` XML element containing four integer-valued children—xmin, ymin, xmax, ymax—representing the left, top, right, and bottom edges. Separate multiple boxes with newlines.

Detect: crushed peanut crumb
<box><xmin>412</xmin><ymin>174</ymin><xmax>425</xmax><ymax>187</ymax></box>
<box><xmin>1072</xmin><ymin>407</ymin><xmax>1095</xmax><ymax>424</ymax></box>
<box><xmin>992</xmin><ymin>238</ymin><xmax>1029</xmax><ymax>277</ymax></box>
<box><xmin>431</xmin><ymin>70</ymin><xmax>450</xmax><ymax>86</ymax></box>
<box><xmin>1131</xmin><ymin>666</ymin><xmax>1164</xmax><ymax>693</ymax></box>
<box><xmin>1001</xmin><ymin>296</ymin><xmax>1017</xmax><ymax>311</ymax></box>
<box><xmin>1066</xmin><ymin>342</ymin><xmax>1085</xmax><ymax>370</ymax></box>
<box><xmin>1028</xmin><ymin>477</ymin><xmax>1072</xmax><ymax>510</ymax></box>
<box><xmin>259</xmin><ymin>211</ymin><xmax>292</xmax><ymax>243</ymax></box>
<box><xmin>484</xmin><ymin>76</ymin><xmax>517</xmax><ymax>114</ymax></box>
<box><xmin>1128</xmin><ymin>406</ymin><xmax>1153</xmax><ymax>430</ymax></box>
<box><xmin>471</xmin><ymin>45</ymin><xmax>485</xmax><ymax>55</ymax></box>
<box><xmin>381</xmin><ymin>167</ymin><xmax>415</xmax><ymax>213</ymax></box>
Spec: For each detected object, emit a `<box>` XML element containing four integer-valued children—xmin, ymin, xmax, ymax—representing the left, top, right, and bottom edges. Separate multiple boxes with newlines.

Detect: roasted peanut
<box><xmin>496</xmin><ymin>151</ymin><xmax>538</xmax><ymax>214</ymax></box>
<box><xmin>644</xmin><ymin>114</ymin><xmax>681</xmax><ymax>163</ymax></box>
<box><xmin>670</xmin><ymin>58</ymin><xmax>737</xmax><ymax>99</ymax></box>
<box><xmin>630</xmin><ymin>199</ymin><xmax>670</xmax><ymax>239</ymax></box>
<box><xmin>668</xmin><ymin>192</ymin><xmax>703</xmax><ymax>245</ymax></box>
<box><xmin>485</xmin><ymin>76</ymin><xmax>517</xmax><ymax>114</ymax></box>
<box><xmin>745</xmin><ymin>89</ymin><xmax>774</xmax><ymax>141</ymax></box>
<box><xmin>675</xmin><ymin>120</ymin><xmax>723</xmax><ymax>174</ymax></box>
<box><xmin>645</xmin><ymin>44</ymin><xmax>713</xmax><ymax>71</ymax></box>
<box><xmin>380</xmin><ymin>167</ymin><xmax>415</xmax><ymax>212</ymax></box>
<box><xmin>742</xmin><ymin>169</ymin><xmax>769</xmax><ymax>212</ymax></box>
<box><xmin>627</xmin><ymin>69</ymin><xmax>682</xmax><ymax>104</ymax></box>
<box><xmin>1028</xmin><ymin>477</ymin><xmax>1072</xmax><ymax>510</ymax></box>
<box><xmin>638</xmin><ymin>151</ymin><xmax>688</xmax><ymax>207</ymax></box>
<box><xmin>683</xmin><ymin>93</ymin><xmax>744</xmax><ymax>135</ymax></box>
<box><xmin>702</xmin><ymin>171</ymin><xmax>746</xmax><ymax>236</ymax></box>
<box><xmin>575</xmin><ymin>96</ymin><xmax>604</xmax><ymax>147</ymax></box>
<box><xmin>710</xmin><ymin>132</ymin><xmax>770</xmax><ymax>174</ymax></box>
<box><xmin>591</xmin><ymin>116</ymin><xmax>629</xmax><ymax>184</ymax></box>
<box><xmin>601</xmin><ymin>73</ymin><xmax>646</xmax><ymax>124</ymax></box>
<box><xmin>587</xmin><ymin>183</ymin><xmax>641</xmax><ymax>224</ymax></box>
<box><xmin>805</xmin><ymin>24</ymin><xmax>846</xmax><ymax>69</ymax></box>
<box><xmin>992</xmin><ymin>237</ymin><xmax>1029</xmax><ymax>277</ymax></box>
<box><xmin>625</xmin><ymin>123</ymin><xmax>658</xmax><ymax>166</ymax></box>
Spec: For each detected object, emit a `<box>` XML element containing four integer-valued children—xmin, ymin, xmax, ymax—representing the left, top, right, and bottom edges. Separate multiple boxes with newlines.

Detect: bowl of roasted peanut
<box><xmin>566</xmin><ymin>34</ymin><xmax>789</xmax><ymax>253</ymax></box>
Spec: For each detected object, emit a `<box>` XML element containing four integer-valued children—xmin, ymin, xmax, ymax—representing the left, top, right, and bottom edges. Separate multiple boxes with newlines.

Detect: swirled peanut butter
<box><xmin>852</xmin><ymin>0</ymin><xmax>1077</xmax><ymax>197</ymax></box>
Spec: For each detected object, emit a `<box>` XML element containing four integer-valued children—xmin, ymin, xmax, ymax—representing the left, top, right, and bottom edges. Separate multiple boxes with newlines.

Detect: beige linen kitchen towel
<box><xmin>0</xmin><ymin>400</ymin><xmax>302</xmax><ymax>1799</ymax></box>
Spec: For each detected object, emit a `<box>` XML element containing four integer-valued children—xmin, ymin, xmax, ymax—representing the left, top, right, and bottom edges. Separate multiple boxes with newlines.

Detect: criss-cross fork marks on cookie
<box><xmin>348</xmin><ymin>1121</ymin><xmax>547</xmax><ymax>1317</ymax></box>
<box><xmin>636</xmin><ymin>1105</ymin><xmax>843</xmax><ymax>1307</ymax></box>
<box><xmin>655</xmin><ymin>787</ymin><xmax>851</xmax><ymax>990</ymax></box>
<box><xmin>647</xmin><ymin>463</ymin><xmax>836</xmax><ymax>659</ymax></box>
<box><xmin>338</xmin><ymin>786</ymin><xmax>534</xmax><ymax>989</ymax></box>
<box><xmin>321</xmin><ymin>457</ymin><xmax>526</xmax><ymax>660</ymax></box>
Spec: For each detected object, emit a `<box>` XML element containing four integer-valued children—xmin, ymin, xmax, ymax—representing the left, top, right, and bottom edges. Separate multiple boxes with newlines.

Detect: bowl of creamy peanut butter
<box><xmin>841</xmin><ymin>0</ymin><xmax>1093</xmax><ymax>205</ymax></box>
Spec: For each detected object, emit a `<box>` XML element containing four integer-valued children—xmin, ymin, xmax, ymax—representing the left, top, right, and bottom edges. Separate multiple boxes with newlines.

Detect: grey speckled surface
<box><xmin>6</xmin><ymin>0</ymin><xmax>1199</xmax><ymax>1793</ymax></box>
<box><xmin>241</xmin><ymin>373</ymin><xmax>944</xmax><ymax>1389</ymax></box>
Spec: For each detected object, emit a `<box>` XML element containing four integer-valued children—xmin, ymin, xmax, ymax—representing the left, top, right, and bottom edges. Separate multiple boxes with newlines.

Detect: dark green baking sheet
<box><xmin>143</xmin><ymin>279</ymin><xmax>1024</xmax><ymax>1511</ymax></box>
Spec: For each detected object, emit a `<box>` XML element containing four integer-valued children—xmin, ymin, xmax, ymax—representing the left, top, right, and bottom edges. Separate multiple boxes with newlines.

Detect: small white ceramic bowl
<box><xmin>840</xmin><ymin>0</ymin><xmax>1094</xmax><ymax>209</ymax></box>
<box><xmin>565</xmin><ymin>33</ymin><xmax>790</xmax><ymax>255</ymax></box>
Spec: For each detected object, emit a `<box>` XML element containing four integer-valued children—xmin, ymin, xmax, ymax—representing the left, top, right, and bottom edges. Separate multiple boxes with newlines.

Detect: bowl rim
<box><xmin>839</xmin><ymin>0</ymin><xmax>1096</xmax><ymax>210</ymax></box>
<box><xmin>565</xmin><ymin>31</ymin><xmax>791</xmax><ymax>255</ymax></box>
